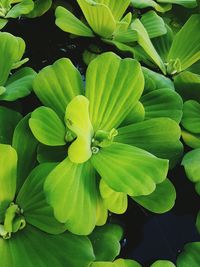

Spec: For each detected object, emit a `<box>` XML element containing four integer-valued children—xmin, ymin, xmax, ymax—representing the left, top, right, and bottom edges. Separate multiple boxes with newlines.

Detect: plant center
<box><xmin>0</xmin><ymin>202</ymin><xmax>26</xmax><ymax>240</ymax></box>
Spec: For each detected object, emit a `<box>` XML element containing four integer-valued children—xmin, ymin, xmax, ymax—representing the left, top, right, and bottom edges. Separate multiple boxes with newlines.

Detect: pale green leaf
<box><xmin>167</xmin><ymin>15</ymin><xmax>200</xmax><ymax>73</ymax></box>
<box><xmin>65</xmin><ymin>95</ymin><xmax>93</xmax><ymax>163</ymax></box>
<box><xmin>130</xmin><ymin>0</ymin><xmax>172</xmax><ymax>12</ymax></box>
<box><xmin>26</xmin><ymin>0</ymin><xmax>52</xmax><ymax>18</ymax></box>
<box><xmin>0</xmin><ymin>32</ymin><xmax>26</xmax><ymax>86</ymax></box>
<box><xmin>117</xmin><ymin>118</ymin><xmax>183</xmax><ymax>167</ymax></box>
<box><xmin>115</xmin><ymin>259</ymin><xmax>142</xmax><ymax>267</ymax></box>
<box><xmin>6</xmin><ymin>0</ymin><xmax>34</xmax><ymax>18</ymax></box>
<box><xmin>95</xmin><ymin>0</ymin><xmax>130</xmax><ymax>20</ymax></box>
<box><xmin>0</xmin><ymin>67</ymin><xmax>36</xmax><ymax>101</ymax></box>
<box><xmin>150</xmin><ymin>260</ymin><xmax>175</xmax><ymax>267</ymax></box>
<box><xmin>0</xmin><ymin>145</ymin><xmax>17</xmax><ymax>217</ymax></box>
<box><xmin>44</xmin><ymin>159</ymin><xmax>98</xmax><ymax>235</ymax></box>
<box><xmin>131</xmin><ymin>18</ymin><xmax>166</xmax><ymax>74</ymax></box>
<box><xmin>55</xmin><ymin>6</ymin><xmax>94</xmax><ymax>37</ymax></box>
<box><xmin>141</xmin><ymin>11</ymin><xmax>167</xmax><ymax>38</ymax></box>
<box><xmin>86</xmin><ymin>52</ymin><xmax>144</xmax><ymax>131</ymax></box>
<box><xmin>77</xmin><ymin>0</ymin><xmax>116</xmax><ymax>38</ymax></box>
<box><xmin>182</xmin><ymin>130</ymin><xmax>200</xmax><ymax>149</ymax></box>
<box><xmin>100</xmin><ymin>179</ymin><xmax>128</xmax><ymax>214</ymax></box>
<box><xmin>29</xmin><ymin>106</ymin><xmax>66</xmax><ymax>146</ymax></box>
<box><xmin>91</xmin><ymin>142</ymin><xmax>168</xmax><ymax>196</ymax></box>
<box><xmin>33</xmin><ymin>58</ymin><xmax>84</xmax><ymax>118</ymax></box>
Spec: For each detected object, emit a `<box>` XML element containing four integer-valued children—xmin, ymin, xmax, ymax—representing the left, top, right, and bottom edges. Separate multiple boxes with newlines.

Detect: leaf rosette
<box><xmin>0</xmin><ymin>0</ymin><xmax>52</xmax><ymax>29</ymax></box>
<box><xmin>29</xmin><ymin>52</ymin><xmax>182</xmax><ymax>235</ymax></box>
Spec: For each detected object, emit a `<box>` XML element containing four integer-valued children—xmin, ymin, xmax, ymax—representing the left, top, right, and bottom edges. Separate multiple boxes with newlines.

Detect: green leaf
<box><xmin>182</xmin><ymin>130</ymin><xmax>200</xmax><ymax>149</ymax></box>
<box><xmin>130</xmin><ymin>0</ymin><xmax>172</xmax><ymax>12</ymax></box>
<box><xmin>182</xmin><ymin>148</ymin><xmax>200</xmax><ymax>184</ymax></box>
<box><xmin>150</xmin><ymin>260</ymin><xmax>175</xmax><ymax>267</ymax></box>
<box><xmin>91</xmin><ymin>142</ymin><xmax>168</xmax><ymax>196</ymax></box>
<box><xmin>116</xmin><ymin>118</ymin><xmax>183</xmax><ymax>167</ymax></box>
<box><xmin>0</xmin><ymin>67</ymin><xmax>36</xmax><ymax>101</ymax></box>
<box><xmin>89</xmin><ymin>224</ymin><xmax>123</xmax><ymax>261</ymax></box>
<box><xmin>86</xmin><ymin>52</ymin><xmax>144</xmax><ymax>131</ymax></box>
<box><xmin>177</xmin><ymin>242</ymin><xmax>200</xmax><ymax>267</ymax></box>
<box><xmin>122</xmin><ymin>101</ymin><xmax>145</xmax><ymax>126</ymax></box>
<box><xmin>100</xmin><ymin>179</ymin><xmax>128</xmax><ymax>214</ymax></box>
<box><xmin>141</xmin><ymin>88</ymin><xmax>183</xmax><ymax>123</ymax></box>
<box><xmin>174</xmin><ymin>71</ymin><xmax>200</xmax><ymax>102</ymax></box>
<box><xmin>157</xmin><ymin>0</ymin><xmax>197</xmax><ymax>8</ymax></box>
<box><xmin>196</xmin><ymin>211</ymin><xmax>200</xmax><ymax>233</ymax></box>
<box><xmin>29</xmin><ymin>106</ymin><xmax>66</xmax><ymax>146</ymax></box>
<box><xmin>77</xmin><ymin>0</ymin><xmax>116</xmax><ymax>38</ymax></box>
<box><xmin>33</xmin><ymin>58</ymin><xmax>83</xmax><ymax>118</ymax></box>
<box><xmin>182</xmin><ymin>100</ymin><xmax>200</xmax><ymax>134</ymax></box>
<box><xmin>131</xmin><ymin>19</ymin><xmax>166</xmax><ymax>74</ymax></box>
<box><xmin>12</xmin><ymin>114</ymin><xmax>38</xmax><ymax>192</ymax></box>
<box><xmin>91</xmin><ymin>263</ymin><xmax>116</xmax><ymax>267</ymax></box>
<box><xmin>65</xmin><ymin>95</ymin><xmax>93</xmax><ymax>163</ymax></box>
<box><xmin>141</xmin><ymin>11</ymin><xmax>167</xmax><ymax>38</ymax></box>
<box><xmin>133</xmin><ymin>179</ymin><xmax>176</xmax><ymax>213</ymax></box>
<box><xmin>153</xmin><ymin>25</ymin><xmax>174</xmax><ymax>62</ymax></box>
<box><xmin>96</xmin><ymin>188</ymin><xmax>108</xmax><ymax>226</ymax></box>
<box><xmin>0</xmin><ymin>145</ymin><xmax>17</xmax><ymax>217</ymax></box>
<box><xmin>55</xmin><ymin>6</ymin><xmax>94</xmax><ymax>37</ymax></box>
<box><xmin>142</xmin><ymin>67</ymin><xmax>174</xmax><ymax>93</ymax></box>
<box><xmin>95</xmin><ymin>0</ymin><xmax>130</xmax><ymax>21</ymax></box>
<box><xmin>16</xmin><ymin>163</ymin><xmax>67</xmax><ymax>234</ymax></box>
<box><xmin>0</xmin><ymin>106</ymin><xmax>22</xmax><ymax>144</ymax></box>
<box><xmin>115</xmin><ymin>259</ymin><xmax>142</xmax><ymax>267</ymax></box>
<box><xmin>26</xmin><ymin>0</ymin><xmax>52</xmax><ymax>18</ymax></box>
<box><xmin>44</xmin><ymin>159</ymin><xmax>98</xmax><ymax>235</ymax></box>
<box><xmin>0</xmin><ymin>32</ymin><xmax>26</xmax><ymax>86</ymax></box>
<box><xmin>6</xmin><ymin>0</ymin><xmax>34</xmax><ymax>18</ymax></box>
<box><xmin>0</xmin><ymin>224</ymin><xmax>95</xmax><ymax>267</ymax></box>
<box><xmin>167</xmin><ymin>15</ymin><xmax>200</xmax><ymax>73</ymax></box>
<box><xmin>37</xmin><ymin>144</ymin><xmax>67</xmax><ymax>163</ymax></box>
<box><xmin>0</xmin><ymin>18</ymin><xmax>8</xmax><ymax>29</ymax></box>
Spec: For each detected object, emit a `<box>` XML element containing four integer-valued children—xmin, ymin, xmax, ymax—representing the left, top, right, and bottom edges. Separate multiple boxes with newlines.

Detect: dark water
<box><xmin>3</xmin><ymin>4</ymin><xmax>200</xmax><ymax>266</ymax></box>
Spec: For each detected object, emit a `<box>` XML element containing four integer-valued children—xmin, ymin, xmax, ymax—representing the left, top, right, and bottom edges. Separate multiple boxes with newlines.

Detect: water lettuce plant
<box><xmin>55</xmin><ymin>0</ymin><xmax>168</xmax><ymax>73</ymax></box>
<box><xmin>28</xmin><ymin>52</ymin><xmax>182</xmax><ymax>235</ymax></box>
<box><xmin>0</xmin><ymin>0</ymin><xmax>52</xmax><ymax>29</ymax></box>
<box><xmin>0</xmin><ymin>31</ymin><xmax>36</xmax><ymax>101</ymax></box>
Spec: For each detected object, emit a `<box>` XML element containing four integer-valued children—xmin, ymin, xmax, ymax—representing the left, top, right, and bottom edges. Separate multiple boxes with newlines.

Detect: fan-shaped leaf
<box><xmin>91</xmin><ymin>142</ymin><xmax>168</xmax><ymax>196</ymax></box>
<box><xmin>55</xmin><ymin>6</ymin><xmax>94</xmax><ymax>37</ymax></box>
<box><xmin>44</xmin><ymin>159</ymin><xmax>98</xmax><ymax>235</ymax></box>
<box><xmin>86</xmin><ymin>52</ymin><xmax>144</xmax><ymax>131</ymax></box>
<box><xmin>33</xmin><ymin>58</ymin><xmax>84</xmax><ymax>118</ymax></box>
<box><xmin>29</xmin><ymin>106</ymin><xmax>66</xmax><ymax>146</ymax></box>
